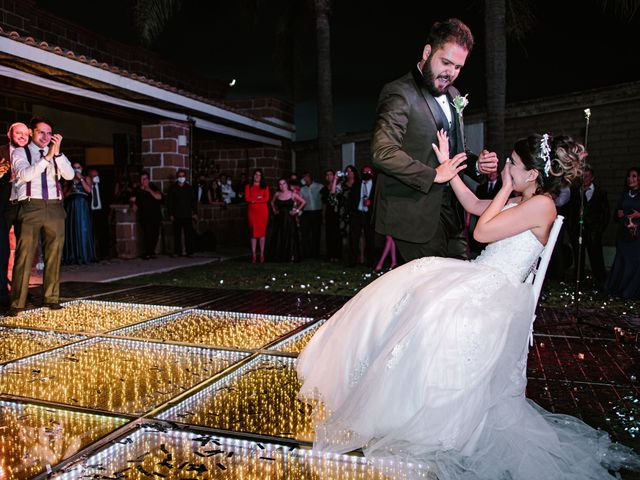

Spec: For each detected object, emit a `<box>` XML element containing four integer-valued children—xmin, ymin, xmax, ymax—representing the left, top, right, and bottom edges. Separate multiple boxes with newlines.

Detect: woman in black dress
<box><xmin>270</xmin><ymin>178</ymin><xmax>306</xmax><ymax>262</ymax></box>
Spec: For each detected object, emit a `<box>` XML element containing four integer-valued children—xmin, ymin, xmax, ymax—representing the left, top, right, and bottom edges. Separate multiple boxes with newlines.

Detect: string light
<box><xmin>0</xmin><ymin>337</ymin><xmax>247</xmax><ymax>414</ymax></box>
<box><xmin>0</xmin><ymin>327</ymin><xmax>84</xmax><ymax>363</ymax></box>
<box><xmin>57</xmin><ymin>427</ymin><xmax>431</xmax><ymax>479</ymax></box>
<box><xmin>0</xmin><ymin>400</ymin><xmax>126</xmax><ymax>479</ymax></box>
<box><xmin>1</xmin><ymin>301</ymin><xmax>179</xmax><ymax>334</ymax></box>
<box><xmin>113</xmin><ymin>309</ymin><xmax>313</xmax><ymax>350</ymax></box>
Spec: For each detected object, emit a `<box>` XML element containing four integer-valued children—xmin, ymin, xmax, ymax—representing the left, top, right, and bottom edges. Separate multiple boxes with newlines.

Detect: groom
<box><xmin>372</xmin><ymin>18</ymin><xmax>498</xmax><ymax>262</ymax></box>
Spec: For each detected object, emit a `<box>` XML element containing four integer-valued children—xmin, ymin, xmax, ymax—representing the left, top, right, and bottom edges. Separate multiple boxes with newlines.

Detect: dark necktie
<box><xmin>92</xmin><ymin>184</ymin><xmax>99</xmax><ymax>208</ymax></box>
<box><xmin>39</xmin><ymin>149</ymin><xmax>49</xmax><ymax>200</ymax></box>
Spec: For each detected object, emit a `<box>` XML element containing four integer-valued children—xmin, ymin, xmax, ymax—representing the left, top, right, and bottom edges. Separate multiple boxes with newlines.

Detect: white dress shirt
<box><xmin>11</xmin><ymin>142</ymin><xmax>74</xmax><ymax>201</ymax></box>
<box><xmin>584</xmin><ymin>184</ymin><xmax>594</xmax><ymax>202</ymax></box>
<box><xmin>358</xmin><ymin>179</ymin><xmax>373</xmax><ymax>212</ymax></box>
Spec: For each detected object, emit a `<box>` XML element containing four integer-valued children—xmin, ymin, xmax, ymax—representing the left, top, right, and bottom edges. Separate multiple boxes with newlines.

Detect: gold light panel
<box><xmin>0</xmin><ymin>301</ymin><xmax>179</xmax><ymax>334</ymax></box>
<box><xmin>161</xmin><ymin>356</ymin><xmax>322</xmax><ymax>442</ymax></box>
<box><xmin>114</xmin><ymin>310</ymin><xmax>313</xmax><ymax>350</ymax></box>
<box><xmin>0</xmin><ymin>400</ymin><xmax>126</xmax><ymax>480</ymax></box>
<box><xmin>57</xmin><ymin>428</ymin><xmax>433</xmax><ymax>479</ymax></box>
<box><xmin>0</xmin><ymin>338</ymin><xmax>247</xmax><ymax>415</ymax></box>
<box><xmin>0</xmin><ymin>327</ymin><xmax>84</xmax><ymax>363</ymax></box>
<box><xmin>270</xmin><ymin>320</ymin><xmax>326</xmax><ymax>354</ymax></box>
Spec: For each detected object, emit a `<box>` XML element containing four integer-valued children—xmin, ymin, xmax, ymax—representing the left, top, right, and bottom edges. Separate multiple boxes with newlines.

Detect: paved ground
<box><xmin>1</xmin><ymin>250</ymin><xmax>638</xmax><ymax>478</ymax></box>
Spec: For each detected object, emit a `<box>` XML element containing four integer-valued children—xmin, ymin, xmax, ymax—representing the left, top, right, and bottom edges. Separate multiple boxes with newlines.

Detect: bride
<box><xmin>297</xmin><ymin>131</ymin><xmax>639</xmax><ymax>479</ymax></box>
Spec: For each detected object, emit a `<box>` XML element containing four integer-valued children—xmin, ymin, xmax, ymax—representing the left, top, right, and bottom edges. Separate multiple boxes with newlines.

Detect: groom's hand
<box><xmin>478</xmin><ymin>150</ymin><xmax>498</xmax><ymax>174</ymax></box>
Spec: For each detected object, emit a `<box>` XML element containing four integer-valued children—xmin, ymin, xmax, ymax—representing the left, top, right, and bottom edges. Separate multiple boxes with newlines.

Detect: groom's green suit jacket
<box><xmin>372</xmin><ymin>68</ymin><xmax>479</xmax><ymax>244</ymax></box>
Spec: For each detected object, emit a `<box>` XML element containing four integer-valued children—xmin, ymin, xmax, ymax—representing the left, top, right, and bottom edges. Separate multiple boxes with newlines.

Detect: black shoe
<box><xmin>44</xmin><ymin>302</ymin><xmax>63</xmax><ymax>310</ymax></box>
<box><xmin>4</xmin><ymin>307</ymin><xmax>24</xmax><ymax>317</ymax></box>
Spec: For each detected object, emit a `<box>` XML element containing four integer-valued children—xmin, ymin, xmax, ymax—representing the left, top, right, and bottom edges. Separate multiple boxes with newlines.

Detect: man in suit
<box><xmin>569</xmin><ymin>166</ymin><xmax>609</xmax><ymax>288</ymax></box>
<box><xmin>0</xmin><ymin>122</ymin><xmax>29</xmax><ymax>308</ymax></box>
<box><xmin>347</xmin><ymin>165</ymin><xmax>376</xmax><ymax>267</ymax></box>
<box><xmin>7</xmin><ymin>116</ymin><xmax>74</xmax><ymax>316</ymax></box>
<box><xmin>469</xmin><ymin>170</ymin><xmax>502</xmax><ymax>256</ymax></box>
<box><xmin>372</xmin><ymin>18</ymin><xmax>498</xmax><ymax>263</ymax></box>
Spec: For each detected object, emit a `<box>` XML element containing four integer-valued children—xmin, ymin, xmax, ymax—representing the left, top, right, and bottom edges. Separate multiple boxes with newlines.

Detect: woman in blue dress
<box><xmin>63</xmin><ymin>161</ymin><xmax>96</xmax><ymax>264</ymax></box>
<box><xmin>605</xmin><ymin>167</ymin><xmax>640</xmax><ymax>298</ymax></box>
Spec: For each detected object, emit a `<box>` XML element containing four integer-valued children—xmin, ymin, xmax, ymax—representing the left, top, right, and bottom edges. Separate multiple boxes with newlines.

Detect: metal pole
<box><xmin>573</xmin><ymin>108</ymin><xmax>591</xmax><ymax>321</ymax></box>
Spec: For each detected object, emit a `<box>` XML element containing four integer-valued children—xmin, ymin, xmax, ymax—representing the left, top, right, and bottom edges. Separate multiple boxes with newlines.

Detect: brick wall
<box><xmin>223</xmin><ymin>97</ymin><xmax>295</xmax><ymax>125</ymax></box>
<box><xmin>141</xmin><ymin>121</ymin><xmax>190</xmax><ymax>192</ymax></box>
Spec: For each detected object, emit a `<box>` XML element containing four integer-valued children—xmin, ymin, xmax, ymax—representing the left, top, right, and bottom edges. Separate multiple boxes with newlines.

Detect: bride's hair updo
<box><xmin>513</xmin><ymin>133</ymin><xmax>584</xmax><ymax>196</ymax></box>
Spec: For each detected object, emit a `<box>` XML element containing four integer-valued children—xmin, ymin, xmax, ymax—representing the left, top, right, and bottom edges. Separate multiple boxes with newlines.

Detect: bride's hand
<box><xmin>434</xmin><ymin>152</ymin><xmax>467</xmax><ymax>184</ymax></box>
<box><xmin>501</xmin><ymin>161</ymin><xmax>514</xmax><ymax>192</ymax></box>
<box><xmin>432</xmin><ymin>129</ymin><xmax>450</xmax><ymax>164</ymax></box>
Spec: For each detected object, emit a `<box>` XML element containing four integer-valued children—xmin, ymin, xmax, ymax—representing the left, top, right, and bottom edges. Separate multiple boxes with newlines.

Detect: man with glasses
<box><xmin>6</xmin><ymin>116</ymin><xmax>74</xmax><ymax>316</ymax></box>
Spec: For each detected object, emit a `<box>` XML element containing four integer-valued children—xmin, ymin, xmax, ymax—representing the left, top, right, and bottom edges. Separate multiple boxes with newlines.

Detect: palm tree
<box><xmin>134</xmin><ymin>0</ymin><xmax>335</xmax><ymax>173</ymax></box>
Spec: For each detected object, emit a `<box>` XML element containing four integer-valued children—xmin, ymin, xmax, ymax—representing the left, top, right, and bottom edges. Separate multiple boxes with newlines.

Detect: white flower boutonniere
<box><xmin>451</xmin><ymin>94</ymin><xmax>469</xmax><ymax>119</ymax></box>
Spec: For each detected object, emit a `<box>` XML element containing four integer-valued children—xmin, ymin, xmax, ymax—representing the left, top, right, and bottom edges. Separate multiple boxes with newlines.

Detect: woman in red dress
<box><xmin>245</xmin><ymin>168</ymin><xmax>270</xmax><ymax>263</ymax></box>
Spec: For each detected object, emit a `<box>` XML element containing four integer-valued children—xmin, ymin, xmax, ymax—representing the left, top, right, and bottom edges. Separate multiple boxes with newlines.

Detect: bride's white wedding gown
<box><xmin>297</xmin><ymin>219</ymin><xmax>639</xmax><ymax>479</ymax></box>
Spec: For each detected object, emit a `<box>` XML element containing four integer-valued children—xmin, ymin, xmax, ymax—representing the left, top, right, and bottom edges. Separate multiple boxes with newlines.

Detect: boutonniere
<box><xmin>451</xmin><ymin>94</ymin><xmax>469</xmax><ymax>118</ymax></box>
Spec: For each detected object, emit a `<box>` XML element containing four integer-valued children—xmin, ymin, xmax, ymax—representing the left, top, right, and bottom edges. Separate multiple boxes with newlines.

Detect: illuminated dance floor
<box><xmin>1</xmin><ymin>282</ymin><xmax>638</xmax><ymax>479</ymax></box>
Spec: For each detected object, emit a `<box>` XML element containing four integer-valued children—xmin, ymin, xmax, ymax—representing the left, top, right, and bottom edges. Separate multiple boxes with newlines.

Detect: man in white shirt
<box><xmin>88</xmin><ymin>167</ymin><xmax>109</xmax><ymax>260</ymax></box>
<box><xmin>300</xmin><ymin>172</ymin><xmax>324</xmax><ymax>258</ymax></box>
<box><xmin>7</xmin><ymin>116</ymin><xmax>74</xmax><ymax>315</ymax></box>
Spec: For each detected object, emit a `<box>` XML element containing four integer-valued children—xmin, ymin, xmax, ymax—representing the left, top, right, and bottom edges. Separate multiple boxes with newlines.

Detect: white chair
<box><xmin>524</xmin><ymin>215</ymin><xmax>564</xmax><ymax>346</ymax></box>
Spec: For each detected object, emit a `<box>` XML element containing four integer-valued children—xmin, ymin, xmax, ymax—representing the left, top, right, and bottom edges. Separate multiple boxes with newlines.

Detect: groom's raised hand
<box><xmin>478</xmin><ymin>150</ymin><xmax>498</xmax><ymax>174</ymax></box>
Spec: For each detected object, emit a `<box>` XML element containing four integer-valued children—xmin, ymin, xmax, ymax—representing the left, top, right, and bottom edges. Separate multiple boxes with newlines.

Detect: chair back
<box><xmin>524</xmin><ymin>215</ymin><xmax>564</xmax><ymax>346</ymax></box>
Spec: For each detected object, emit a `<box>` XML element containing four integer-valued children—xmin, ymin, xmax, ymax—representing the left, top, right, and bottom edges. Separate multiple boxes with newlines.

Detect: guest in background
<box><xmin>130</xmin><ymin>171</ymin><xmax>162</xmax><ymax>260</ymax></box>
<box><xmin>9</xmin><ymin>116</ymin><xmax>74</xmax><ymax>315</ymax></box>
<box><xmin>218</xmin><ymin>173</ymin><xmax>236</xmax><ymax>204</ymax></box>
<box><xmin>63</xmin><ymin>161</ymin><xmax>96</xmax><ymax>264</ymax></box>
<box><xmin>87</xmin><ymin>167</ymin><xmax>110</xmax><ymax>260</ymax></box>
<box><xmin>245</xmin><ymin>168</ymin><xmax>269</xmax><ymax>263</ymax></box>
<box><xmin>195</xmin><ymin>174</ymin><xmax>213</xmax><ymax>204</ymax></box>
<box><xmin>338</xmin><ymin>165</ymin><xmax>358</xmax><ymax>248</ymax></box>
<box><xmin>300</xmin><ymin>172</ymin><xmax>323</xmax><ymax>259</ymax></box>
<box><xmin>568</xmin><ymin>166</ymin><xmax>609</xmax><ymax>288</ymax></box>
<box><xmin>270</xmin><ymin>177</ymin><xmax>305</xmax><ymax>262</ymax></box>
<box><xmin>321</xmin><ymin>169</ymin><xmax>342</xmax><ymax>262</ymax></box>
<box><xmin>347</xmin><ymin>165</ymin><xmax>376</xmax><ymax>267</ymax></box>
<box><xmin>167</xmin><ymin>169</ymin><xmax>197</xmax><ymax>257</ymax></box>
<box><xmin>605</xmin><ymin>167</ymin><xmax>640</xmax><ymax>299</ymax></box>
<box><xmin>469</xmin><ymin>170</ymin><xmax>502</xmax><ymax>256</ymax></box>
<box><xmin>546</xmin><ymin>185</ymin><xmax>572</xmax><ymax>281</ymax></box>
<box><xmin>374</xmin><ymin>235</ymin><xmax>397</xmax><ymax>273</ymax></box>
<box><xmin>0</xmin><ymin>122</ymin><xmax>29</xmax><ymax>308</ymax></box>
<box><xmin>235</xmin><ymin>171</ymin><xmax>248</xmax><ymax>203</ymax></box>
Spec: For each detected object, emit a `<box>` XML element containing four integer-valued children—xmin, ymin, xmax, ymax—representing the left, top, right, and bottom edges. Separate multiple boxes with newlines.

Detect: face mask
<box><xmin>73</xmin><ymin>168</ymin><xmax>82</xmax><ymax>174</ymax></box>
<box><xmin>227</xmin><ymin>180</ymin><xmax>232</xmax><ymax>185</ymax></box>
<box><xmin>177</xmin><ymin>177</ymin><xmax>186</xmax><ymax>184</ymax></box>
<box><xmin>362</xmin><ymin>173</ymin><xmax>373</xmax><ymax>181</ymax></box>
<box><xmin>300</xmin><ymin>179</ymin><xmax>306</xmax><ymax>186</ymax></box>
<box><xmin>92</xmin><ymin>176</ymin><xmax>100</xmax><ymax>184</ymax></box>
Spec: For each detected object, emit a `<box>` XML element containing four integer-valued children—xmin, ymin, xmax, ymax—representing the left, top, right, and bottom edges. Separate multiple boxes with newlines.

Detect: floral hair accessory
<box><xmin>451</xmin><ymin>94</ymin><xmax>469</xmax><ymax>118</ymax></box>
<box><xmin>540</xmin><ymin>133</ymin><xmax>552</xmax><ymax>177</ymax></box>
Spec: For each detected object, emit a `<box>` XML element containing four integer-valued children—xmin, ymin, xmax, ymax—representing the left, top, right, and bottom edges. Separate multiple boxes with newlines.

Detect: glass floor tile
<box><xmin>268</xmin><ymin>320</ymin><xmax>326</xmax><ymax>354</ymax></box>
<box><xmin>160</xmin><ymin>355</ymin><xmax>321</xmax><ymax>442</ymax></box>
<box><xmin>113</xmin><ymin>309</ymin><xmax>314</xmax><ymax>350</ymax></box>
<box><xmin>0</xmin><ymin>399</ymin><xmax>127</xmax><ymax>480</ymax></box>
<box><xmin>57</xmin><ymin>426</ymin><xmax>433</xmax><ymax>479</ymax></box>
<box><xmin>0</xmin><ymin>327</ymin><xmax>84</xmax><ymax>363</ymax></box>
<box><xmin>0</xmin><ymin>300</ymin><xmax>179</xmax><ymax>334</ymax></box>
<box><xmin>0</xmin><ymin>337</ymin><xmax>248</xmax><ymax>415</ymax></box>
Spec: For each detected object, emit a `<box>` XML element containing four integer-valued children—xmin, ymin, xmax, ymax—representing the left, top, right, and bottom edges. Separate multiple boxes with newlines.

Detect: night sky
<box><xmin>37</xmin><ymin>0</ymin><xmax>640</xmax><ymax>140</ymax></box>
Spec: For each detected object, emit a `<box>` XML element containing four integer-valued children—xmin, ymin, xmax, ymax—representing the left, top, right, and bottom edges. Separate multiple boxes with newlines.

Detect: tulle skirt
<box><xmin>297</xmin><ymin>257</ymin><xmax>640</xmax><ymax>479</ymax></box>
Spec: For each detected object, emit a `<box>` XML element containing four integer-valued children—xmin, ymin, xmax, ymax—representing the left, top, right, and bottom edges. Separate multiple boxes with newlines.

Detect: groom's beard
<box><xmin>421</xmin><ymin>57</ymin><xmax>452</xmax><ymax>96</ymax></box>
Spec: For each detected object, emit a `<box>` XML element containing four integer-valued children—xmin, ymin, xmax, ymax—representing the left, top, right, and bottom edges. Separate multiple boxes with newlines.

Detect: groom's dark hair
<box><xmin>426</xmin><ymin>18</ymin><xmax>474</xmax><ymax>54</ymax></box>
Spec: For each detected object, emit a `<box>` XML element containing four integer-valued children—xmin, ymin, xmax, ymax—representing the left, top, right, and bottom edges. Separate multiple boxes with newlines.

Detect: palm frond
<box><xmin>598</xmin><ymin>0</ymin><xmax>640</xmax><ymax>20</ymax></box>
<box><xmin>134</xmin><ymin>0</ymin><xmax>183</xmax><ymax>45</ymax></box>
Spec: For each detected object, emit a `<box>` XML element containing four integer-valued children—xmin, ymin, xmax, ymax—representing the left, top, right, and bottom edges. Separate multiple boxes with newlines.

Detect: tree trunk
<box><xmin>314</xmin><ymin>0</ymin><xmax>334</xmax><ymax>173</ymax></box>
<box><xmin>484</xmin><ymin>0</ymin><xmax>506</xmax><ymax>158</ymax></box>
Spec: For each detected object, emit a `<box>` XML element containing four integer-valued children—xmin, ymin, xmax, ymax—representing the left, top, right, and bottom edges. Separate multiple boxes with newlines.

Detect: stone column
<box><xmin>141</xmin><ymin>120</ymin><xmax>191</xmax><ymax>191</ymax></box>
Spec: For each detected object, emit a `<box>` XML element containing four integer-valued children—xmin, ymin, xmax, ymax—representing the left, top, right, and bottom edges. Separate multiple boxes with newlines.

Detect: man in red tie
<box><xmin>7</xmin><ymin>116</ymin><xmax>74</xmax><ymax>316</ymax></box>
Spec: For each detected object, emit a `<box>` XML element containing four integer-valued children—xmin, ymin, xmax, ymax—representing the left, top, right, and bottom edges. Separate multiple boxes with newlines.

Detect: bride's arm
<box><xmin>432</xmin><ymin>130</ymin><xmax>492</xmax><ymax>216</ymax></box>
<box><xmin>474</xmin><ymin>163</ymin><xmax>556</xmax><ymax>243</ymax></box>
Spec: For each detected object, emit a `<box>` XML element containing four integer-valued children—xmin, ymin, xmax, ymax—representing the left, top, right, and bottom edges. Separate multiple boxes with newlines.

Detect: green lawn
<box><xmin>126</xmin><ymin>257</ymin><xmax>637</xmax><ymax>318</ymax></box>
